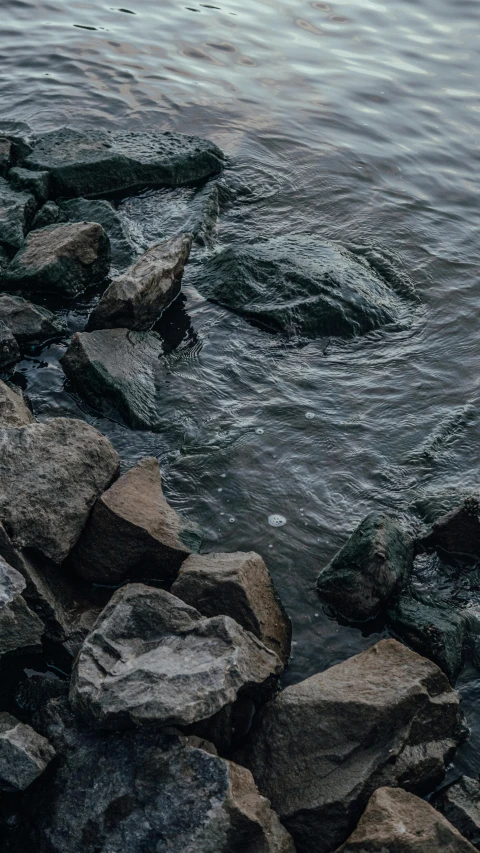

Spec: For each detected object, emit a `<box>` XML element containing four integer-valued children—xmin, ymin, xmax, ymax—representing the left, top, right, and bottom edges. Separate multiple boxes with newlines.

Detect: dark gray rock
<box><xmin>0</xmin><ymin>177</ymin><xmax>36</xmax><ymax>254</ymax></box>
<box><xmin>420</xmin><ymin>497</ymin><xmax>480</xmax><ymax>560</ymax></box>
<box><xmin>0</xmin><ymin>379</ymin><xmax>33</xmax><ymax>427</ymax></box>
<box><xmin>59</xmin><ymin>197</ymin><xmax>136</xmax><ymax>272</ymax></box>
<box><xmin>0</xmin><ymin>555</ymin><xmax>43</xmax><ymax>657</ymax></box>
<box><xmin>3</xmin><ymin>221</ymin><xmax>111</xmax><ymax>298</ymax></box>
<box><xmin>14</xmin><ymin>674</ymin><xmax>69</xmax><ymax>720</ymax></box>
<box><xmin>0</xmin><ymin>712</ymin><xmax>55</xmax><ymax>792</ymax></box>
<box><xmin>316</xmin><ymin>512</ymin><xmax>413</xmax><ymax>622</ymax></box>
<box><xmin>434</xmin><ymin>776</ymin><xmax>480</xmax><ymax>850</ymax></box>
<box><xmin>0</xmin><ymin>138</ymin><xmax>11</xmax><ymax>177</ymax></box>
<box><xmin>8</xmin><ymin>167</ymin><xmax>50</xmax><ymax>202</ymax></box>
<box><xmin>0</xmin><ymin>244</ymin><xmax>9</xmax><ymax>277</ymax></box>
<box><xmin>0</xmin><ymin>294</ymin><xmax>67</xmax><ymax>344</ymax></box>
<box><xmin>21</xmin><ymin>126</ymin><xmax>224</xmax><ymax>197</ymax></box>
<box><xmin>31</xmin><ymin>200</ymin><xmax>67</xmax><ymax>230</ymax></box>
<box><xmin>0</xmin><ymin>320</ymin><xmax>20</xmax><ymax>367</ymax></box>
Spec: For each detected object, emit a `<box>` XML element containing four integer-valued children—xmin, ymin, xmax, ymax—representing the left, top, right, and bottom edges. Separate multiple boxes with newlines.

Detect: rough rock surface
<box><xmin>31</xmin><ymin>200</ymin><xmax>67</xmax><ymax>230</ymax></box>
<box><xmin>334</xmin><ymin>786</ymin><xmax>476</xmax><ymax>853</ymax></box>
<box><xmin>70</xmin><ymin>584</ymin><xmax>282</xmax><ymax>731</ymax></box>
<box><xmin>21</xmin><ymin>126</ymin><xmax>224</xmax><ymax>197</ymax></box>
<box><xmin>238</xmin><ymin>638</ymin><xmax>466</xmax><ymax>853</ymax></box>
<box><xmin>87</xmin><ymin>233</ymin><xmax>192</xmax><ymax>331</ymax></box>
<box><xmin>0</xmin><ymin>293</ymin><xmax>67</xmax><ymax>344</ymax></box>
<box><xmin>420</xmin><ymin>498</ymin><xmax>480</xmax><ymax>560</ymax></box>
<box><xmin>3</xmin><ymin>221</ymin><xmax>110</xmax><ymax>297</ymax></box>
<box><xmin>0</xmin><ymin>319</ymin><xmax>20</xmax><ymax>367</ymax></box>
<box><xmin>0</xmin><ymin>137</ymin><xmax>11</xmax><ymax>177</ymax></box>
<box><xmin>0</xmin><ymin>176</ymin><xmax>36</xmax><ymax>253</ymax></box>
<box><xmin>8</xmin><ymin>167</ymin><xmax>50</xmax><ymax>202</ymax></box>
<box><xmin>0</xmin><ymin>712</ymin><xmax>55</xmax><ymax>792</ymax></box>
<box><xmin>70</xmin><ymin>456</ymin><xmax>201</xmax><ymax>583</ymax></box>
<box><xmin>59</xmin><ymin>197</ymin><xmax>136</xmax><ymax>271</ymax></box>
<box><xmin>0</xmin><ymin>555</ymin><xmax>43</xmax><ymax>656</ymax></box>
<box><xmin>0</xmin><ymin>417</ymin><xmax>119</xmax><ymax>564</ymax></box>
<box><xmin>0</xmin><ymin>379</ymin><xmax>33</xmax><ymax>427</ymax></box>
<box><xmin>316</xmin><ymin>512</ymin><xmax>413</xmax><ymax>621</ymax></box>
<box><xmin>434</xmin><ymin>776</ymin><xmax>480</xmax><ymax>850</ymax></box>
<box><xmin>172</xmin><ymin>551</ymin><xmax>291</xmax><ymax>664</ymax></box>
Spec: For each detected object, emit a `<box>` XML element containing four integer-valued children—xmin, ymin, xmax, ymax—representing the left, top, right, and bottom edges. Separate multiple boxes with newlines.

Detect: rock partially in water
<box><xmin>70</xmin><ymin>457</ymin><xmax>202</xmax><ymax>584</ymax></box>
<box><xmin>172</xmin><ymin>551</ymin><xmax>291</xmax><ymax>665</ymax></box>
<box><xmin>0</xmin><ymin>177</ymin><xmax>36</xmax><ymax>254</ymax></box>
<box><xmin>0</xmin><ymin>556</ymin><xmax>44</xmax><ymax>657</ymax></box>
<box><xmin>433</xmin><ymin>776</ymin><xmax>480</xmax><ymax>850</ymax></box>
<box><xmin>0</xmin><ymin>712</ymin><xmax>55</xmax><ymax>792</ymax></box>
<box><xmin>0</xmin><ymin>294</ymin><xmax>67</xmax><ymax>344</ymax></box>
<box><xmin>21</xmin><ymin>126</ymin><xmax>224</xmax><ymax>197</ymax></box>
<box><xmin>3</xmin><ymin>222</ymin><xmax>111</xmax><ymax>298</ymax></box>
<box><xmin>420</xmin><ymin>498</ymin><xmax>480</xmax><ymax>560</ymax></box>
<box><xmin>316</xmin><ymin>512</ymin><xmax>413</xmax><ymax>622</ymax></box>
<box><xmin>0</xmin><ymin>380</ymin><xmax>34</xmax><ymax>427</ymax></box>
<box><xmin>0</xmin><ymin>320</ymin><xmax>20</xmax><ymax>367</ymax></box>
<box><xmin>0</xmin><ymin>138</ymin><xmax>12</xmax><ymax>177</ymax></box>
<box><xmin>8</xmin><ymin>167</ymin><xmax>50</xmax><ymax>203</ymax></box>
<box><xmin>31</xmin><ymin>200</ymin><xmax>67</xmax><ymax>230</ymax></box>
<box><xmin>59</xmin><ymin>197</ymin><xmax>136</xmax><ymax>272</ymax></box>
<box><xmin>237</xmin><ymin>638</ymin><xmax>466</xmax><ymax>853</ymax></box>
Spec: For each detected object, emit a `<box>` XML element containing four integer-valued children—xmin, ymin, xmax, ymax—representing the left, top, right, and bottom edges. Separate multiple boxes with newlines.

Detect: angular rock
<box><xmin>316</xmin><ymin>512</ymin><xmax>413</xmax><ymax>622</ymax></box>
<box><xmin>70</xmin><ymin>584</ymin><xmax>282</xmax><ymax>732</ymax></box>
<box><xmin>0</xmin><ymin>137</ymin><xmax>11</xmax><ymax>177</ymax></box>
<box><xmin>335</xmin><ymin>786</ymin><xmax>476</xmax><ymax>853</ymax></box>
<box><xmin>0</xmin><ymin>417</ymin><xmax>119</xmax><ymax>564</ymax></box>
<box><xmin>0</xmin><ymin>712</ymin><xmax>55</xmax><ymax>792</ymax></box>
<box><xmin>0</xmin><ymin>379</ymin><xmax>33</xmax><ymax>427</ymax></box>
<box><xmin>420</xmin><ymin>497</ymin><xmax>480</xmax><ymax>560</ymax></box>
<box><xmin>434</xmin><ymin>776</ymin><xmax>480</xmax><ymax>850</ymax></box>
<box><xmin>3</xmin><ymin>221</ymin><xmax>111</xmax><ymax>298</ymax></box>
<box><xmin>238</xmin><ymin>638</ymin><xmax>466</xmax><ymax>853</ymax></box>
<box><xmin>0</xmin><ymin>294</ymin><xmax>67</xmax><ymax>344</ymax></box>
<box><xmin>0</xmin><ymin>177</ymin><xmax>36</xmax><ymax>253</ymax></box>
<box><xmin>21</xmin><ymin>126</ymin><xmax>224</xmax><ymax>197</ymax></box>
<box><xmin>172</xmin><ymin>551</ymin><xmax>291</xmax><ymax>664</ymax></box>
<box><xmin>70</xmin><ymin>456</ymin><xmax>201</xmax><ymax>584</ymax></box>
<box><xmin>0</xmin><ymin>556</ymin><xmax>43</xmax><ymax>657</ymax></box>
<box><xmin>8</xmin><ymin>167</ymin><xmax>49</xmax><ymax>202</ymax></box>
<box><xmin>0</xmin><ymin>320</ymin><xmax>20</xmax><ymax>367</ymax></box>
<box><xmin>59</xmin><ymin>197</ymin><xmax>136</xmax><ymax>272</ymax></box>
<box><xmin>87</xmin><ymin>233</ymin><xmax>192</xmax><ymax>331</ymax></box>
<box><xmin>31</xmin><ymin>200</ymin><xmax>66</xmax><ymax>230</ymax></box>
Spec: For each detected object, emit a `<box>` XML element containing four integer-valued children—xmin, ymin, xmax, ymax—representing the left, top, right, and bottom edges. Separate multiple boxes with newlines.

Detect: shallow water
<box><xmin>2</xmin><ymin>0</ymin><xmax>480</xmax><ymax>776</ymax></box>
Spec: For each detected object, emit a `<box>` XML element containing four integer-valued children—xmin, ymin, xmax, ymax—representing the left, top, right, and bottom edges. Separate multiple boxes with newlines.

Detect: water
<box><xmin>2</xmin><ymin>0</ymin><xmax>480</xmax><ymax>775</ymax></box>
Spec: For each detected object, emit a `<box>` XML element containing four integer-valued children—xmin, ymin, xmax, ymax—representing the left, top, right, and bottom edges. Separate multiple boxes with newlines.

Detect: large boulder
<box><xmin>334</xmin><ymin>786</ymin><xmax>476</xmax><ymax>852</ymax></box>
<box><xmin>21</xmin><ymin>126</ymin><xmax>224</xmax><ymax>197</ymax></box>
<box><xmin>0</xmin><ymin>712</ymin><xmax>55</xmax><ymax>792</ymax></box>
<box><xmin>237</xmin><ymin>638</ymin><xmax>466</xmax><ymax>853</ymax></box>
<box><xmin>0</xmin><ymin>177</ymin><xmax>36</xmax><ymax>253</ymax></box>
<box><xmin>70</xmin><ymin>584</ymin><xmax>282</xmax><ymax>734</ymax></box>
<box><xmin>0</xmin><ymin>379</ymin><xmax>33</xmax><ymax>427</ymax></box>
<box><xmin>0</xmin><ymin>294</ymin><xmax>67</xmax><ymax>344</ymax></box>
<box><xmin>0</xmin><ymin>417</ymin><xmax>119</xmax><ymax>564</ymax></box>
<box><xmin>172</xmin><ymin>551</ymin><xmax>291</xmax><ymax>665</ymax></box>
<box><xmin>434</xmin><ymin>776</ymin><xmax>480</xmax><ymax>850</ymax></box>
<box><xmin>0</xmin><ymin>319</ymin><xmax>20</xmax><ymax>367</ymax></box>
<box><xmin>0</xmin><ymin>555</ymin><xmax>43</xmax><ymax>657</ymax></box>
<box><xmin>3</xmin><ymin>221</ymin><xmax>111</xmax><ymax>297</ymax></box>
<box><xmin>86</xmin><ymin>233</ymin><xmax>192</xmax><ymax>331</ymax></box>
<box><xmin>59</xmin><ymin>197</ymin><xmax>136</xmax><ymax>271</ymax></box>
<box><xmin>420</xmin><ymin>497</ymin><xmax>480</xmax><ymax>560</ymax></box>
<box><xmin>316</xmin><ymin>512</ymin><xmax>413</xmax><ymax>622</ymax></box>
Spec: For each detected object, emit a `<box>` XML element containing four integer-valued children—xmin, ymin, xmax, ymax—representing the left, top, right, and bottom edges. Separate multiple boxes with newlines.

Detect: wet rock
<box><xmin>21</xmin><ymin>126</ymin><xmax>224</xmax><ymax>197</ymax></box>
<box><xmin>316</xmin><ymin>512</ymin><xmax>413</xmax><ymax>622</ymax></box>
<box><xmin>0</xmin><ymin>380</ymin><xmax>33</xmax><ymax>427</ymax></box>
<box><xmin>0</xmin><ymin>417</ymin><xmax>119</xmax><ymax>564</ymax></box>
<box><xmin>87</xmin><ymin>233</ymin><xmax>192</xmax><ymax>331</ymax></box>
<box><xmin>59</xmin><ymin>197</ymin><xmax>136</xmax><ymax>271</ymax></box>
<box><xmin>420</xmin><ymin>497</ymin><xmax>480</xmax><ymax>560</ymax></box>
<box><xmin>70</xmin><ymin>584</ymin><xmax>282</xmax><ymax>732</ymax></box>
<box><xmin>172</xmin><ymin>550</ymin><xmax>291</xmax><ymax>664</ymax></box>
<box><xmin>0</xmin><ymin>137</ymin><xmax>11</xmax><ymax>177</ymax></box>
<box><xmin>0</xmin><ymin>712</ymin><xmax>55</xmax><ymax>792</ymax></box>
<box><xmin>434</xmin><ymin>776</ymin><xmax>480</xmax><ymax>849</ymax></box>
<box><xmin>0</xmin><ymin>294</ymin><xmax>67</xmax><ymax>344</ymax></box>
<box><xmin>3</xmin><ymin>221</ymin><xmax>111</xmax><ymax>298</ymax></box>
<box><xmin>0</xmin><ymin>177</ymin><xmax>36</xmax><ymax>253</ymax></box>
<box><xmin>0</xmin><ymin>556</ymin><xmax>44</xmax><ymax>657</ymax></box>
<box><xmin>0</xmin><ymin>320</ymin><xmax>20</xmax><ymax>367</ymax></box>
<box><xmin>8</xmin><ymin>167</ymin><xmax>50</xmax><ymax>203</ymax></box>
<box><xmin>70</xmin><ymin>456</ymin><xmax>201</xmax><ymax>584</ymax></box>
<box><xmin>334</xmin><ymin>786</ymin><xmax>476</xmax><ymax>853</ymax></box>
<box><xmin>237</xmin><ymin>638</ymin><xmax>466</xmax><ymax>853</ymax></box>
<box><xmin>196</xmin><ymin>237</ymin><xmax>412</xmax><ymax>339</ymax></box>
<box><xmin>31</xmin><ymin>200</ymin><xmax>66</xmax><ymax>230</ymax></box>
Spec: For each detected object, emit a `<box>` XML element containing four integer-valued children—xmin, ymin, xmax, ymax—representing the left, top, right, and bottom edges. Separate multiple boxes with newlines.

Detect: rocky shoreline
<box><xmin>0</xmin><ymin>122</ymin><xmax>479</xmax><ymax>852</ymax></box>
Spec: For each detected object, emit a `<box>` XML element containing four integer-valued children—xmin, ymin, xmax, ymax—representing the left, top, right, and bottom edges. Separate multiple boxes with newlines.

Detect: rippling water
<box><xmin>2</xmin><ymin>0</ymin><xmax>480</xmax><ymax>775</ymax></box>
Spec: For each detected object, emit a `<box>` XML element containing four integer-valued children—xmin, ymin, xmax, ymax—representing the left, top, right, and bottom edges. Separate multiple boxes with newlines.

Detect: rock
<box><xmin>0</xmin><ymin>556</ymin><xmax>43</xmax><ymax>657</ymax></box>
<box><xmin>334</xmin><ymin>786</ymin><xmax>476</xmax><ymax>852</ymax></box>
<box><xmin>70</xmin><ymin>456</ymin><xmax>201</xmax><ymax>584</ymax></box>
<box><xmin>86</xmin><ymin>233</ymin><xmax>192</xmax><ymax>331</ymax></box>
<box><xmin>59</xmin><ymin>197</ymin><xmax>136</xmax><ymax>272</ymax></box>
<box><xmin>0</xmin><ymin>380</ymin><xmax>33</xmax><ymax>427</ymax></box>
<box><xmin>237</xmin><ymin>638</ymin><xmax>466</xmax><ymax>853</ymax></box>
<box><xmin>70</xmin><ymin>583</ymin><xmax>282</xmax><ymax>732</ymax></box>
<box><xmin>21</xmin><ymin>126</ymin><xmax>224</xmax><ymax>197</ymax></box>
<box><xmin>0</xmin><ymin>712</ymin><xmax>55</xmax><ymax>792</ymax></box>
<box><xmin>0</xmin><ymin>244</ymin><xmax>9</xmax><ymax>276</ymax></box>
<box><xmin>0</xmin><ymin>177</ymin><xmax>36</xmax><ymax>254</ymax></box>
<box><xmin>316</xmin><ymin>512</ymin><xmax>413</xmax><ymax>622</ymax></box>
<box><xmin>434</xmin><ymin>776</ymin><xmax>480</xmax><ymax>849</ymax></box>
<box><xmin>14</xmin><ymin>674</ymin><xmax>69</xmax><ymax>720</ymax></box>
<box><xmin>31</xmin><ymin>200</ymin><xmax>66</xmax><ymax>230</ymax></box>
<box><xmin>0</xmin><ymin>137</ymin><xmax>11</xmax><ymax>177</ymax></box>
<box><xmin>172</xmin><ymin>551</ymin><xmax>291</xmax><ymax>665</ymax></box>
<box><xmin>420</xmin><ymin>497</ymin><xmax>480</xmax><ymax>560</ymax></box>
<box><xmin>0</xmin><ymin>320</ymin><xmax>20</xmax><ymax>367</ymax></box>
<box><xmin>3</xmin><ymin>222</ymin><xmax>111</xmax><ymax>298</ymax></box>
<box><xmin>195</xmin><ymin>237</ymin><xmax>412</xmax><ymax>339</ymax></box>
<box><xmin>0</xmin><ymin>417</ymin><xmax>119</xmax><ymax>564</ymax></box>
<box><xmin>0</xmin><ymin>294</ymin><xmax>67</xmax><ymax>344</ymax></box>
<box><xmin>8</xmin><ymin>167</ymin><xmax>50</xmax><ymax>202</ymax></box>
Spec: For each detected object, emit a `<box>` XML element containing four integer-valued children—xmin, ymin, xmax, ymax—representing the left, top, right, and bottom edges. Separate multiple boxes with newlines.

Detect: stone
<box><xmin>70</xmin><ymin>584</ymin><xmax>282</xmax><ymax>732</ymax></box>
<box><xmin>59</xmin><ymin>197</ymin><xmax>136</xmax><ymax>272</ymax></box>
<box><xmin>0</xmin><ymin>294</ymin><xmax>67</xmax><ymax>344</ymax></box>
<box><xmin>316</xmin><ymin>512</ymin><xmax>413</xmax><ymax>622</ymax></box>
<box><xmin>0</xmin><ymin>320</ymin><xmax>20</xmax><ymax>367</ymax></box>
<box><xmin>86</xmin><ymin>233</ymin><xmax>192</xmax><ymax>331</ymax></box>
<box><xmin>0</xmin><ymin>244</ymin><xmax>9</xmax><ymax>277</ymax></box>
<box><xmin>0</xmin><ymin>379</ymin><xmax>33</xmax><ymax>427</ymax></box>
<box><xmin>195</xmin><ymin>236</ymin><xmax>413</xmax><ymax>339</ymax></box>
<box><xmin>14</xmin><ymin>673</ymin><xmax>69</xmax><ymax>720</ymax></box>
<box><xmin>334</xmin><ymin>786</ymin><xmax>476</xmax><ymax>852</ymax></box>
<box><xmin>0</xmin><ymin>555</ymin><xmax>43</xmax><ymax>657</ymax></box>
<box><xmin>8</xmin><ymin>167</ymin><xmax>50</xmax><ymax>202</ymax></box>
<box><xmin>3</xmin><ymin>221</ymin><xmax>111</xmax><ymax>298</ymax></box>
<box><xmin>21</xmin><ymin>126</ymin><xmax>224</xmax><ymax>197</ymax></box>
<box><xmin>0</xmin><ymin>712</ymin><xmax>55</xmax><ymax>792</ymax></box>
<box><xmin>0</xmin><ymin>177</ymin><xmax>36</xmax><ymax>253</ymax></box>
<box><xmin>172</xmin><ymin>551</ymin><xmax>291</xmax><ymax>664</ymax></box>
<box><xmin>0</xmin><ymin>417</ymin><xmax>119</xmax><ymax>564</ymax></box>
<box><xmin>31</xmin><ymin>200</ymin><xmax>67</xmax><ymax>230</ymax></box>
<box><xmin>70</xmin><ymin>456</ymin><xmax>201</xmax><ymax>584</ymax></box>
<box><xmin>0</xmin><ymin>137</ymin><xmax>11</xmax><ymax>177</ymax></box>
<box><xmin>237</xmin><ymin>638</ymin><xmax>466</xmax><ymax>853</ymax></box>
<box><xmin>434</xmin><ymin>776</ymin><xmax>480</xmax><ymax>849</ymax></box>
<box><xmin>420</xmin><ymin>498</ymin><xmax>480</xmax><ymax>560</ymax></box>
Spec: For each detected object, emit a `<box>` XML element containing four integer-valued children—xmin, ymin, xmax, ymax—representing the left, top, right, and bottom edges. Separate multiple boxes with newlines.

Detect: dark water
<box><xmin>2</xmin><ymin>0</ymin><xmax>480</xmax><ymax>776</ymax></box>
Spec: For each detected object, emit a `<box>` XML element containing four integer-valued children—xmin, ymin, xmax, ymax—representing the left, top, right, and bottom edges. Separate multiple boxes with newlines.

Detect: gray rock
<box><xmin>0</xmin><ymin>320</ymin><xmax>20</xmax><ymax>367</ymax></box>
<box><xmin>237</xmin><ymin>638</ymin><xmax>466</xmax><ymax>853</ymax></box>
<box><xmin>0</xmin><ymin>177</ymin><xmax>36</xmax><ymax>253</ymax></box>
<box><xmin>172</xmin><ymin>551</ymin><xmax>291</xmax><ymax>665</ymax></box>
<box><xmin>3</xmin><ymin>221</ymin><xmax>111</xmax><ymax>298</ymax></box>
<box><xmin>316</xmin><ymin>512</ymin><xmax>413</xmax><ymax>622</ymax></box>
<box><xmin>59</xmin><ymin>197</ymin><xmax>136</xmax><ymax>272</ymax></box>
<box><xmin>70</xmin><ymin>584</ymin><xmax>282</xmax><ymax>732</ymax></box>
<box><xmin>0</xmin><ymin>137</ymin><xmax>11</xmax><ymax>177</ymax></box>
<box><xmin>434</xmin><ymin>776</ymin><xmax>480</xmax><ymax>850</ymax></box>
<box><xmin>8</xmin><ymin>167</ymin><xmax>50</xmax><ymax>202</ymax></box>
<box><xmin>0</xmin><ymin>555</ymin><xmax>43</xmax><ymax>657</ymax></box>
<box><xmin>420</xmin><ymin>497</ymin><xmax>480</xmax><ymax>560</ymax></box>
<box><xmin>0</xmin><ymin>417</ymin><xmax>119</xmax><ymax>564</ymax></box>
<box><xmin>0</xmin><ymin>294</ymin><xmax>67</xmax><ymax>344</ymax></box>
<box><xmin>70</xmin><ymin>456</ymin><xmax>201</xmax><ymax>584</ymax></box>
<box><xmin>87</xmin><ymin>233</ymin><xmax>192</xmax><ymax>331</ymax></box>
<box><xmin>31</xmin><ymin>200</ymin><xmax>67</xmax><ymax>230</ymax></box>
<box><xmin>0</xmin><ymin>379</ymin><xmax>33</xmax><ymax>427</ymax></box>
<box><xmin>0</xmin><ymin>712</ymin><xmax>55</xmax><ymax>792</ymax></box>
<box><xmin>21</xmin><ymin>126</ymin><xmax>224</xmax><ymax>197</ymax></box>
<box><xmin>0</xmin><ymin>244</ymin><xmax>9</xmax><ymax>277</ymax></box>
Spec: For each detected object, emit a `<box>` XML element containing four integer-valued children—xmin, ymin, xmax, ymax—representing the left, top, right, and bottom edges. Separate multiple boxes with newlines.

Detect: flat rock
<box><xmin>70</xmin><ymin>456</ymin><xmax>201</xmax><ymax>584</ymax></box>
<box><xmin>59</xmin><ymin>197</ymin><xmax>136</xmax><ymax>272</ymax></box>
<box><xmin>0</xmin><ymin>137</ymin><xmax>11</xmax><ymax>177</ymax></box>
<box><xmin>237</xmin><ymin>638</ymin><xmax>466</xmax><ymax>853</ymax></box>
<box><xmin>0</xmin><ymin>293</ymin><xmax>67</xmax><ymax>344</ymax></box>
<box><xmin>32</xmin><ymin>200</ymin><xmax>67</xmax><ymax>230</ymax></box>
<box><xmin>420</xmin><ymin>497</ymin><xmax>480</xmax><ymax>560</ymax></box>
<box><xmin>0</xmin><ymin>417</ymin><xmax>119</xmax><ymax>564</ymax></box>
<box><xmin>8</xmin><ymin>167</ymin><xmax>50</xmax><ymax>202</ymax></box>
<box><xmin>0</xmin><ymin>379</ymin><xmax>33</xmax><ymax>427</ymax></box>
<box><xmin>0</xmin><ymin>555</ymin><xmax>43</xmax><ymax>657</ymax></box>
<box><xmin>70</xmin><ymin>584</ymin><xmax>282</xmax><ymax>732</ymax></box>
<box><xmin>0</xmin><ymin>319</ymin><xmax>20</xmax><ymax>367</ymax></box>
<box><xmin>0</xmin><ymin>177</ymin><xmax>36</xmax><ymax>253</ymax></box>
<box><xmin>334</xmin><ymin>786</ymin><xmax>476</xmax><ymax>852</ymax></box>
<box><xmin>316</xmin><ymin>512</ymin><xmax>413</xmax><ymax>622</ymax></box>
<box><xmin>87</xmin><ymin>233</ymin><xmax>192</xmax><ymax>331</ymax></box>
<box><xmin>172</xmin><ymin>551</ymin><xmax>291</xmax><ymax>665</ymax></box>
<box><xmin>21</xmin><ymin>126</ymin><xmax>224</xmax><ymax>197</ymax></box>
<box><xmin>434</xmin><ymin>776</ymin><xmax>480</xmax><ymax>849</ymax></box>
<box><xmin>0</xmin><ymin>712</ymin><xmax>55</xmax><ymax>792</ymax></box>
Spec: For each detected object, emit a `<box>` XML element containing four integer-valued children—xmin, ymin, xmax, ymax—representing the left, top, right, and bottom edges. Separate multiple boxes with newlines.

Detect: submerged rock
<box><xmin>237</xmin><ymin>638</ymin><xmax>466</xmax><ymax>853</ymax></box>
<box><xmin>0</xmin><ymin>320</ymin><xmax>20</xmax><ymax>367</ymax></box>
<box><xmin>0</xmin><ymin>712</ymin><xmax>55</xmax><ymax>792</ymax></box>
<box><xmin>59</xmin><ymin>197</ymin><xmax>136</xmax><ymax>271</ymax></box>
<box><xmin>434</xmin><ymin>776</ymin><xmax>480</xmax><ymax>850</ymax></box>
<box><xmin>0</xmin><ymin>556</ymin><xmax>43</xmax><ymax>657</ymax></box>
<box><xmin>0</xmin><ymin>379</ymin><xmax>33</xmax><ymax>427</ymax></box>
<box><xmin>0</xmin><ymin>294</ymin><xmax>67</xmax><ymax>344</ymax></box>
<box><xmin>0</xmin><ymin>177</ymin><xmax>36</xmax><ymax>254</ymax></box>
<box><xmin>420</xmin><ymin>497</ymin><xmax>480</xmax><ymax>560</ymax></box>
<box><xmin>8</xmin><ymin>167</ymin><xmax>50</xmax><ymax>203</ymax></box>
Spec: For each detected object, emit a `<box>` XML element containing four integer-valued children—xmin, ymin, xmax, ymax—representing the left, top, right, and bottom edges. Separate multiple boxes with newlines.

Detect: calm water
<box><xmin>2</xmin><ymin>0</ymin><xmax>480</xmax><ymax>775</ymax></box>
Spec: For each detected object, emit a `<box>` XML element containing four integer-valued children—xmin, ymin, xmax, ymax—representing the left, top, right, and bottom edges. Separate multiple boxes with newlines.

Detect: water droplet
<box><xmin>229</xmin><ymin>517</ymin><xmax>235</xmax><ymax>523</ymax></box>
<box><xmin>305</xmin><ymin>411</ymin><xmax>315</xmax><ymax>419</ymax></box>
<box><xmin>268</xmin><ymin>514</ymin><xmax>287</xmax><ymax>527</ymax></box>
<box><xmin>255</xmin><ymin>427</ymin><xmax>264</xmax><ymax>435</ymax></box>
